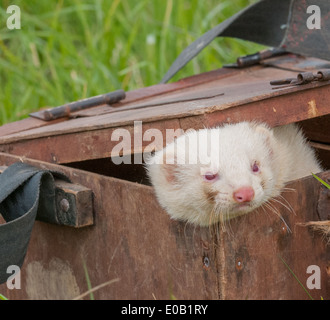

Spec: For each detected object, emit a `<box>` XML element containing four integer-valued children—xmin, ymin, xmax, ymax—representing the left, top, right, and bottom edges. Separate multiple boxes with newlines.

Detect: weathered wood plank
<box><xmin>0</xmin><ymin>62</ymin><xmax>329</xmax><ymax>144</ymax></box>
<box><xmin>0</xmin><ymin>118</ymin><xmax>182</xmax><ymax>164</ymax></box>
<box><xmin>0</xmin><ymin>67</ymin><xmax>235</xmax><ymax>139</ymax></box>
<box><xmin>300</xmin><ymin>114</ymin><xmax>330</xmax><ymax>144</ymax></box>
<box><xmin>0</xmin><ymin>81</ymin><xmax>329</xmax><ymax>165</ymax></box>
<box><xmin>0</xmin><ymin>153</ymin><xmax>218</xmax><ymax>300</ymax></box>
<box><xmin>0</xmin><ymin>117</ymin><xmax>64</xmax><ymax>138</ymax></box>
<box><xmin>180</xmin><ymin>82</ymin><xmax>330</xmax><ymax>130</ymax></box>
<box><xmin>0</xmin><ymin>153</ymin><xmax>329</xmax><ymax>299</ymax></box>
<box><xmin>220</xmin><ymin>171</ymin><xmax>330</xmax><ymax>300</ymax></box>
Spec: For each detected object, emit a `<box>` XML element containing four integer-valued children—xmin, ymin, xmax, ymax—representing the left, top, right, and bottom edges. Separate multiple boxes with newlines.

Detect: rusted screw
<box><xmin>203</xmin><ymin>256</ymin><xmax>210</xmax><ymax>269</ymax></box>
<box><xmin>235</xmin><ymin>258</ymin><xmax>244</xmax><ymax>271</ymax></box>
<box><xmin>60</xmin><ymin>198</ymin><xmax>70</xmax><ymax>213</ymax></box>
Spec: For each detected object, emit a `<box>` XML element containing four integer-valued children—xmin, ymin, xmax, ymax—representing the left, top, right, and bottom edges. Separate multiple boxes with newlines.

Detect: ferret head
<box><xmin>146</xmin><ymin>122</ymin><xmax>279</xmax><ymax>226</ymax></box>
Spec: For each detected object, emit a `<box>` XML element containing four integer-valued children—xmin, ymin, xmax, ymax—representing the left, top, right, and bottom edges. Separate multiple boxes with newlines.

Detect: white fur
<box><xmin>146</xmin><ymin>122</ymin><xmax>322</xmax><ymax>226</ymax></box>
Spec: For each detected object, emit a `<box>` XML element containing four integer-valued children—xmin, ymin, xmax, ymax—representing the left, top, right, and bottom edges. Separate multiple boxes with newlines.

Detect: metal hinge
<box><xmin>270</xmin><ymin>69</ymin><xmax>330</xmax><ymax>89</ymax></box>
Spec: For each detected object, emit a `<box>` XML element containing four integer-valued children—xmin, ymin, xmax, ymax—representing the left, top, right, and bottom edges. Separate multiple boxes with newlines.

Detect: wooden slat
<box><xmin>1</xmin><ymin>56</ymin><xmax>330</xmax><ymax>143</ymax></box>
<box><xmin>0</xmin><ymin>152</ymin><xmax>328</xmax><ymax>299</ymax></box>
<box><xmin>220</xmin><ymin>171</ymin><xmax>330</xmax><ymax>300</ymax></box>
<box><xmin>300</xmin><ymin>114</ymin><xmax>330</xmax><ymax>144</ymax></box>
<box><xmin>0</xmin><ymin>81</ymin><xmax>329</xmax><ymax>165</ymax></box>
<box><xmin>0</xmin><ymin>77</ymin><xmax>327</xmax><ymax>143</ymax></box>
<box><xmin>0</xmin><ymin>67</ymin><xmax>235</xmax><ymax>139</ymax></box>
<box><xmin>0</xmin><ymin>153</ymin><xmax>219</xmax><ymax>300</ymax></box>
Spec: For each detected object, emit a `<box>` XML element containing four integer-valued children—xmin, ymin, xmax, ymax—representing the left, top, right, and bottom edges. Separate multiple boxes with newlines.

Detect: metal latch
<box><xmin>0</xmin><ymin>166</ymin><xmax>93</xmax><ymax>228</ymax></box>
<box><xmin>224</xmin><ymin>48</ymin><xmax>286</xmax><ymax>68</ymax></box>
<box><xmin>29</xmin><ymin>89</ymin><xmax>126</xmax><ymax>121</ymax></box>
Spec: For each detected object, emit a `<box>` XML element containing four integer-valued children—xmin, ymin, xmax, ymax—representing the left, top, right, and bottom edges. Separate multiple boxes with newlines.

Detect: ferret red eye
<box><xmin>203</xmin><ymin>172</ymin><xmax>219</xmax><ymax>182</ymax></box>
<box><xmin>252</xmin><ymin>162</ymin><xmax>260</xmax><ymax>173</ymax></box>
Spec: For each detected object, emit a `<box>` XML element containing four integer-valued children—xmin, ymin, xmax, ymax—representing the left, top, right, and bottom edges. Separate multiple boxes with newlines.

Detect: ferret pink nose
<box><xmin>233</xmin><ymin>187</ymin><xmax>255</xmax><ymax>203</ymax></box>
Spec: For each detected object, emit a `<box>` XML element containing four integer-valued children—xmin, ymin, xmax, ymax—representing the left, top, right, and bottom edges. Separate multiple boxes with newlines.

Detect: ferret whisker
<box><xmin>269</xmin><ymin>196</ymin><xmax>295</xmax><ymax>215</ymax></box>
<box><xmin>208</xmin><ymin>207</ymin><xmax>216</xmax><ymax>229</ymax></box>
<box><xmin>262</xmin><ymin>202</ymin><xmax>280</xmax><ymax>223</ymax></box>
<box><xmin>225</xmin><ymin>210</ymin><xmax>235</xmax><ymax>236</ymax></box>
<box><xmin>256</xmin><ymin>203</ymin><xmax>276</xmax><ymax>227</ymax></box>
<box><xmin>210</xmin><ymin>222</ymin><xmax>221</xmax><ymax>249</ymax></box>
<box><xmin>208</xmin><ymin>205</ymin><xmax>221</xmax><ymax>237</ymax></box>
<box><xmin>217</xmin><ymin>207</ymin><xmax>234</xmax><ymax>236</ymax></box>
<box><xmin>183</xmin><ymin>219</ymin><xmax>193</xmax><ymax>241</ymax></box>
<box><xmin>262</xmin><ymin>201</ymin><xmax>292</xmax><ymax>233</ymax></box>
<box><xmin>209</xmin><ymin>209</ymin><xmax>222</xmax><ymax>245</ymax></box>
<box><xmin>257</xmin><ymin>202</ymin><xmax>272</xmax><ymax>221</ymax></box>
<box><xmin>221</xmin><ymin>210</ymin><xmax>229</xmax><ymax>234</ymax></box>
<box><xmin>219</xmin><ymin>210</ymin><xmax>227</xmax><ymax>233</ymax></box>
<box><xmin>276</xmin><ymin>194</ymin><xmax>296</xmax><ymax>215</ymax></box>
<box><xmin>281</xmin><ymin>187</ymin><xmax>296</xmax><ymax>193</ymax></box>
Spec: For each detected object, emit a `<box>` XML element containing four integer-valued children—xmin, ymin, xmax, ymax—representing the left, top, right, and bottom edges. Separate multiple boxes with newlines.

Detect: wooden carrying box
<box><xmin>0</xmin><ymin>54</ymin><xmax>329</xmax><ymax>300</ymax></box>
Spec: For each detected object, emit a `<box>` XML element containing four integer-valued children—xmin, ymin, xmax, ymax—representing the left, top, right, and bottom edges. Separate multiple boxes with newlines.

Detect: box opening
<box><xmin>65</xmin><ymin>117</ymin><xmax>330</xmax><ymax>184</ymax></box>
<box><xmin>65</xmin><ymin>154</ymin><xmax>151</xmax><ymax>185</ymax></box>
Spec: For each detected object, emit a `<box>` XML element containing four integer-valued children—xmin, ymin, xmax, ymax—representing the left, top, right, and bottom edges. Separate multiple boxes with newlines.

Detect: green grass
<box><xmin>279</xmin><ymin>256</ymin><xmax>314</xmax><ymax>300</ymax></box>
<box><xmin>0</xmin><ymin>0</ymin><xmax>264</xmax><ymax>125</ymax></box>
<box><xmin>312</xmin><ymin>173</ymin><xmax>330</xmax><ymax>189</ymax></box>
<box><xmin>0</xmin><ymin>293</ymin><xmax>8</xmax><ymax>300</ymax></box>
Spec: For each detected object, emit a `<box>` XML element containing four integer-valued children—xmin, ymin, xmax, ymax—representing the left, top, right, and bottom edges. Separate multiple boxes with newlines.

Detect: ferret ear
<box><xmin>255</xmin><ymin>124</ymin><xmax>275</xmax><ymax>155</ymax></box>
<box><xmin>146</xmin><ymin>143</ymin><xmax>180</xmax><ymax>184</ymax></box>
<box><xmin>255</xmin><ymin>123</ymin><xmax>272</xmax><ymax>136</ymax></box>
<box><xmin>160</xmin><ymin>148</ymin><xmax>178</xmax><ymax>183</ymax></box>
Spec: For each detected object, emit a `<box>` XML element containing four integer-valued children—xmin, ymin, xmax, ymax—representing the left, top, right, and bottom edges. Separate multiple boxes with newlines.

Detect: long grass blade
<box><xmin>279</xmin><ymin>255</ymin><xmax>314</xmax><ymax>300</ymax></box>
<box><xmin>312</xmin><ymin>173</ymin><xmax>330</xmax><ymax>189</ymax></box>
<box><xmin>0</xmin><ymin>293</ymin><xmax>8</xmax><ymax>300</ymax></box>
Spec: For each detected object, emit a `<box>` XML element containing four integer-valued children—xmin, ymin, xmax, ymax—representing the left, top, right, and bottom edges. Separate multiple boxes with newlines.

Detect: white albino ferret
<box><xmin>146</xmin><ymin>122</ymin><xmax>322</xmax><ymax>226</ymax></box>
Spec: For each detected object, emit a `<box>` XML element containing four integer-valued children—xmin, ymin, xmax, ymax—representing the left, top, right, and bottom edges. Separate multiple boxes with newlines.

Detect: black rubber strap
<box><xmin>0</xmin><ymin>162</ymin><xmax>69</xmax><ymax>284</ymax></box>
<box><xmin>160</xmin><ymin>0</ymin><xmax>292</xmax><ymax>83</ymax></box>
